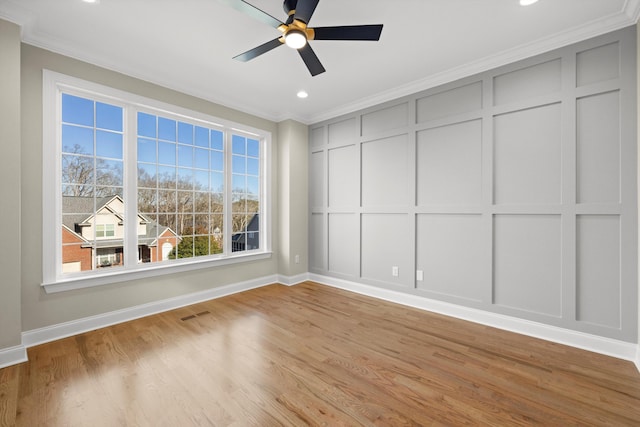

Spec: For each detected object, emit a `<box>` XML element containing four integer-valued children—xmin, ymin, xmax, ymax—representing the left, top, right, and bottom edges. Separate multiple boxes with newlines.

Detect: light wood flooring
<box><xmin>1</xmin><ymin>282</ymin><xmax>640</xmax><ymax>426</ymax></box>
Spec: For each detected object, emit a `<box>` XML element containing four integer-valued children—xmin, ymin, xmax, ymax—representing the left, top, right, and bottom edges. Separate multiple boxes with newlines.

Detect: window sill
<box><xmin>42</xmin><ymin>251</ymin><xmax>273</xmax><ymax>294</ymax></box>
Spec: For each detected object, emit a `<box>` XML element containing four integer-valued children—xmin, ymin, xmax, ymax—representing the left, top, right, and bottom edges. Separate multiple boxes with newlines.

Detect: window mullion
<box><xmin>123</xmin><ymin>106</ymin><xmax>139</xmax><ymax>267</ymax></box>
<box><xmin>223</xmin><ymin>130</ymin><xmax>232</xmax><ymax>255</ymax></box>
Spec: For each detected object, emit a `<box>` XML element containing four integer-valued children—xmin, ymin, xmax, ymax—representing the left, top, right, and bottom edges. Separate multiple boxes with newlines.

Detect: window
<box><xmin>95</xmin><ymin>224</ymin><xmax>116</xmax><ymax>238</ymax></box>
<box><xmin>43</xmin><ymin>71</ymin><xmax>271</xmax><ymax>291</ymax></box>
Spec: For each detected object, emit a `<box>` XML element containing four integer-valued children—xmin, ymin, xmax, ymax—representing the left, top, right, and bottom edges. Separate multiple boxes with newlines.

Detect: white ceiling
<box><xmin>1</xmin><ymin>0</ymin><xmax>638</xmax><ymax>123</ymax></box>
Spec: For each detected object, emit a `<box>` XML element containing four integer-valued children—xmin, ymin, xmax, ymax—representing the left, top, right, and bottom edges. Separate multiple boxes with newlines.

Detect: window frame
<box><xmin>43</xmin><ymin>70</ymin><xmax>272</xmax><ymax>293</ymax></box>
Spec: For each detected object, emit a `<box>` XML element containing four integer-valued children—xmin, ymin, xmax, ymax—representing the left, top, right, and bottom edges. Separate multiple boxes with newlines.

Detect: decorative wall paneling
<box><xmin>309</xmin><ymin>27</ymin><xmax>637</xmax><ymax>342</ymax></box>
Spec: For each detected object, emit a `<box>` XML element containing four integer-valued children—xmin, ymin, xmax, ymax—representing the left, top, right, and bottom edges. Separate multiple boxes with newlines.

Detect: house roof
<box><xmin>62</xmin><ymin>195</ymin><xmax>178</xmax><ymax>247</ymax></box>
<box><xmin>62</xmin><ymin>195</ymin><xmax>118</xmax><ymax>231</ymax></box>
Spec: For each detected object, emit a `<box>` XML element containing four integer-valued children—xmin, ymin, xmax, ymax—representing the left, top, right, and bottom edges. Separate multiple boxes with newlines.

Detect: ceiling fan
<box><xmin>220</xmin><ymin>0</ymin><xmax>383</xmax><ymax>76</ymax></box>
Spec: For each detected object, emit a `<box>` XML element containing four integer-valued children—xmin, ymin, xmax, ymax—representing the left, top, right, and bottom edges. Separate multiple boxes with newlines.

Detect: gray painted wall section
<box><xmin>277</xmin><ymin>119</ymin><xmax>309</xmax><ymax>277</ymax></box>
<box><xmin>310</xmin><ymin>27</ymin><xmax>638</xmax><ymax>343</ymax></box>
<box><xmin>0</xmin><ymin>20</ymin><xmax>22</xmax><ymax>350</ymax></box>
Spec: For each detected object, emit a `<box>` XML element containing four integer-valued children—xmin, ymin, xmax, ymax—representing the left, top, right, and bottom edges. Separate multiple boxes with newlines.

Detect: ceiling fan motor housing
<box><xmin>283</xmin><ymin>0</ymin><xmax>298</xmax><ymax>17</ymax></box>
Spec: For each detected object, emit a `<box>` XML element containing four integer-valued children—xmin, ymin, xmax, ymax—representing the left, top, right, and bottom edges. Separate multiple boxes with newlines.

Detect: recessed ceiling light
<box><xmin>82</xmin><ymin>0</ymin><xmax>100</xmax><ymax>3</ymax></box>
<box><xmin>520</xmin><ymin>0</ymin><xmax>539</xmax><ymax>5</ymax></box>
<box><xmin>297</xmin><ymin>91</ymin><xmax>309</xmax><ymax>99</ymax></box>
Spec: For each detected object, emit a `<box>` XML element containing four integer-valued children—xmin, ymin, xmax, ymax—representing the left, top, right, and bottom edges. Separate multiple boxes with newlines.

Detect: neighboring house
<box><xmin>62</xmin><ymin>195</ymin><xmax>180</xmax><ymax>271</ymax></box>
<box><xmin>231</xmin><ymin>214</ymin><xmax>259</xmax><ymax>252</ymax></box>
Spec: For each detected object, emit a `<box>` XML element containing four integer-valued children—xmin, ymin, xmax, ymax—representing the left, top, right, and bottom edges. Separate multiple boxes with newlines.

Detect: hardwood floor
<box><xmin>2</xmin><ymin>281</ymin><xmax>640</xmax><ymax>426</ymax></box>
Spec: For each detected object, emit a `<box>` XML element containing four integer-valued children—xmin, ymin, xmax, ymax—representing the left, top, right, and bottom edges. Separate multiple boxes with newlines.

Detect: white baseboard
<box><xmin>4</xmin><ymin>273</ymin><xmax>638</xmax><ymax>373</ymax></box>
<box><xmin>22</xmin><ymin>274</ymin><xmax>279</xmax><ymax>349</ymax></box>
<box><xmin>277</xmin><ymin>273</ymin><xmax>310</xmax><ymax>286</ymax></box>
<box><xmin>309</xmin><ymin>274</ymin><xmax>639</xmax><ymax>364</ymax></box>
<box><xmin>0</xmin><ymin>344</ymin><xmax>27</xmax><ymax>369</ymax></box>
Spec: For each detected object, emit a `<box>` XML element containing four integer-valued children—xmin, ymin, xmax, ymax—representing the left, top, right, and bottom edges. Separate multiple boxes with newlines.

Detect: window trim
<box><xmin>43</xmin><ymin>70</ymin><xmax>272</xmax><ymax>293</ymax></box>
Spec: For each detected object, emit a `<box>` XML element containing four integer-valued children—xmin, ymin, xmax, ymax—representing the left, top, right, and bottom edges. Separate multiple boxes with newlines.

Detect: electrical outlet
<box><xmin>294</xmin><ymin>255</ymin><xmax>300</xmax><ymax>264</ymax></box>
<box><xmin>392</xmin><ymin>266</ymin><xmax>399</xmax><ymax>277</ymax></box>
<box><xmin>416</xmin><ymin>270</ymin><xmax>424</xmax><ymax>281</ymax></box>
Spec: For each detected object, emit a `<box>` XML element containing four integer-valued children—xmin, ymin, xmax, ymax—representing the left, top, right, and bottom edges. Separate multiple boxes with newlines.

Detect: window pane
<box><xmin>158</xmin><ymin>190</ymin><xmax>177</xmax><ymax>212</ymax></box>
<box><xmin>211</xmin><ymin>151</ymin><xmax>223</xmax><ymax>171</ymax></box>
<box><xmin>138</xmin><ymin>189</ymin><xmax>157</xmax><ymax>213</ymax></box>
<box><xmin>138</xmin><ymin>138</ymin><xmax>156</xmax><ymax>163</ymax></box>
<box><xmin>62</xmin><ymin>125</ymin><xmax>94</xmax><ymax>155</ymax></box>
<box><xmin>247</xmin><ymin>176</ymin><xmax>259</xmax><ymax>196</ymax></box>
<box><xmin>178</xmin><ymin>122</ymin><xmax>194</xmax><ymax>144</ymax></box>
<box><xmin>138</xmin><ymin>163</ymin><xmax>157</xmax><ymax>187</ymax></box>
<box><xmin>232</xmin><ymin>135</ymin><xmax>245</xmax><ymax>155</ymax></box>
<box><xmin>247</xmin><ymin>158</ymin><xmax>259</xmax><ymax>176</ymax></box>
<box><xmin>194</xmin><ymin>192</ymin><xmax>209</xmax><ymax>213</ymax></box>
<box><xmin>138</xmin><ymin>112</ymin><xmax>157</xmax><ymax>138</ymax></box>
<box><xmin>96</xmin><ymin>159</ymin><xmax>123</xmax><ymax>186</ymax></box>
<box><xmin>158</xmin><ymin>141</ymin><xmax>176</xmax><ymax>165</ymax></box>
<box><xmin>96</xmin><ymin>130</ymin><xmax>123</xmax><ymax>159</ymax></box>
<box><xmin>178</xmin><ymin>191</ymin><xmax>194</xmax><ymax>213</ymax></box>
<box><xmin>247</xmin><ymin>138</ymin><xmax>259</xmax><ymax>157</ymax></box>
<box><xmin>178</xmin><ymin>145</ymin><xmax>193</xmax><ymax>167</ymax></box>
<box><xmin>194</xmin><ymin>148</ymin><xmax>209</xmax><ymax>169</ymax></box>
<box><xmin>194</xmin><ymin>170</ymin><xmax>209</xmax><ymax>191</ymax></box>
<box><xmin>62</xmin><ymin>94</ymin><xmax>94</xmax><ymax>126</ymax></box>
<box><xmin>178</xmin><ymin>168</ymin><xmax>193</xmax><ymax>189</ymax></box>
<box><xmin>177</xmin><ymin>213</ymin><xmax>194</xmax><ymax>236</ymax></box>
<box><xmin>158</xmin><ymin>166</ymin><xmax>176</xmax><ymax>188</ymax></box>
<box><xmin>195</xmin><ymin>126</ymin><xmax>209</xmax><ymax>147</ymax></box>
<box><xmin>62</xmin><ymin>154</ymin><xmax>94</xmax><ymax>185</ymax></box>
<box><xmin>232</xmin><ymin>232</ymin><xmax>245</xmax><ymax>252</ymax></box>
<box><xmin>211</xmin><ymin>194</ymin><xmax>223</xmax><ymax>214</ymax></box>
<box><xmin>232</xmin><ymin>196</ymin><xmax>246</xmax><ymax>213</ymax></box>
<box><xmin>232</xmin><ymin>155</ymin><xmax>246</xmax><ymax>174</ymax></box>
<box><xmin>158</xmin><ymin>117</ymin><xmax>176</xmax><ymax>141</ymax></box>
<box><xmin>232</xmin><ymin>174</ymin><xmax>246</xmax><ymax>192</ymax></box>
<box><xmin>211</xmin><ymin>130</ymin><xmax>223</xmax><ymax>150</ymax></box>
<box><xmin>96</xmin><ymin>102</ymin><xmax>123</xmax><ymax>131</ymax></box>
<box><xmin>211</xmin><ymin>172</ymin><xmax>224</xmax><ymax>192</ymax></box>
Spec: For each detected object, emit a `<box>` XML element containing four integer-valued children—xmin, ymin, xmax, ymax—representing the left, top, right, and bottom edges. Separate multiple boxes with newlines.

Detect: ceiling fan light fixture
<box><xmin>285</xmin><ymin>29</ymin><xmax>307</xmax><ymax>49</ymax></box>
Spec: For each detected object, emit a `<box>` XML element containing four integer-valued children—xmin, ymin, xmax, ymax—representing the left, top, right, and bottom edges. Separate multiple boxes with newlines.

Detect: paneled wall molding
<box><xmin>309</xmin><ymin>27</ymin><xmax>638</xmax><ymax>343</ymax></box>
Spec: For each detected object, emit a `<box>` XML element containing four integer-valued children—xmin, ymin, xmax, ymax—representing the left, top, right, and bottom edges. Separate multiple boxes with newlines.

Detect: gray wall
<box><xmin>309</xmin><ymin>27</ymin><xmax>638</xmax><ymax>342</ymax></box>
<box><xmin>277</xmin><ymin>120</ymin><xmax>309</xmax><ymax>277</ymax></box>
<box><xmin>0</xmin><ymin>19</ymin><xmax>22</xmax><ymax>350</ymax></box>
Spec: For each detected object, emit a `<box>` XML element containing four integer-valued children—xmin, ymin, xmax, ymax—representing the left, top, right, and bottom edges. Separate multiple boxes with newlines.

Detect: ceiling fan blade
<box><xmin>312</xmin><ymin>25</ymin><xmax>383</xmax><ymax>41</ymax></box>
<box><xmin>294</xmin><ymin>0</ymin><xmax>319</xmax><ymax>24</ymax></box>
<box><xmin>218</xmin><ymin>0</ymin><xmax>284</xmax><ymax>29</ymax></box>
<box><xmin>234</xmin><ymin>38</ymin><xmax>283</xmax><ymax>62</ymax></box>
<box><xmin>298</xmin><ymin>44</ymin><xmax>325</xmax><ymax>76</ymax></box>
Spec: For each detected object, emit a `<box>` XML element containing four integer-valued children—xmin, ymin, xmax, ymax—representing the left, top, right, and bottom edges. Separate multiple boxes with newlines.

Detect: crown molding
<box><xmin>624</xmin><ymin>0</ymin><xmax>640</xmax><ymax>23</ymax></box>
<box><xmin>0</xmin><ymin>0</ymin><xmax>35</xmax><ymax>37</ymax></box>
<box><xmin>2</xmin><ymin>1</ymin><xmax>638</xmax><ymax>126</ymax></box>
<box><xmin>307</xmin><ymin>7</ymin><xmax>640</xmax><ymax>124</ymax></box>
